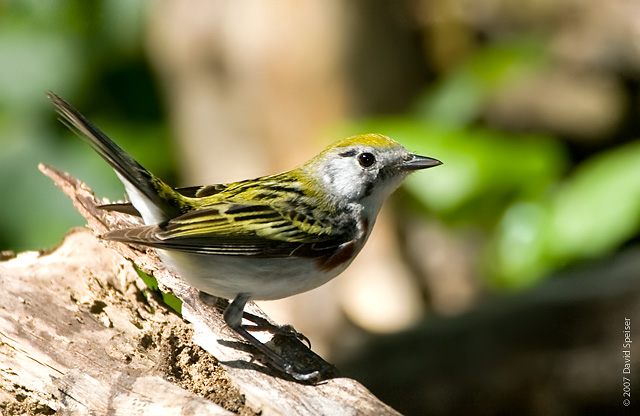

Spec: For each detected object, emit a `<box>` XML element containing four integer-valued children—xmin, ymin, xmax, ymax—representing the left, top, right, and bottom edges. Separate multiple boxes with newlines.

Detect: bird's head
<box><xmin>302</xmin><ymin>134</ymin><xmax>441</xmax><ymax>215</ymax></box>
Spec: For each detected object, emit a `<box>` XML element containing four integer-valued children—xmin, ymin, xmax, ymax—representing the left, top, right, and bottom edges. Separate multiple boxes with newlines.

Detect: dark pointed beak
<box><xmin>401</xmin><ymin>154</ymin><xmax>442</xmax><ymax>171</ymax></box>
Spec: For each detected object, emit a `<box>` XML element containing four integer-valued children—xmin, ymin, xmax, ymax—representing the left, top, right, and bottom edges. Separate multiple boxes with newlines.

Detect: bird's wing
<box><xmin>98</xmin><ymin>184</ymin><xmax>229</xmax><ymax>217</ymax></box>
<box><xmin>173</xmin><ymin>184</ymin><xmax>229</xmax><ymax>198</ymax></box>
<box><xmin>103</xmin><ymin>202</ymin><xmax>353</xmax><ymax>258</ymax></box>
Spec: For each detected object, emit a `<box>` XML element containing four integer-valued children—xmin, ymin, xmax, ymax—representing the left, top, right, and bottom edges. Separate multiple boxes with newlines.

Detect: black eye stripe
<box><xmin>339</xmin><ymin>150</ymin><xmax>357</xmax><ymax>157</ymax></box>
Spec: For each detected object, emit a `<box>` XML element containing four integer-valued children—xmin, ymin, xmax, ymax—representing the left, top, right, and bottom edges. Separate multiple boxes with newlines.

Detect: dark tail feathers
<box><xmin>47</xmin><ymin>92</ymin><xmax>180</xmax><ymax>218</ymax></box>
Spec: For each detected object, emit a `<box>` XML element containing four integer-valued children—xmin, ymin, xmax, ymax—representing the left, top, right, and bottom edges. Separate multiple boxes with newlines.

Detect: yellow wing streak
<box><xmin>160</xmin><ymin>203</ymin><xmax>333</xmax><ymax>243</ymax></box>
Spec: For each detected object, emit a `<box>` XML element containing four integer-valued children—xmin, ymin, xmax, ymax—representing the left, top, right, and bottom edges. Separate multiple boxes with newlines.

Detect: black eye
<box><xmin>358</xmin><ymin>152</ymin><xmax>375</xmax><ymax>167</ymax></box>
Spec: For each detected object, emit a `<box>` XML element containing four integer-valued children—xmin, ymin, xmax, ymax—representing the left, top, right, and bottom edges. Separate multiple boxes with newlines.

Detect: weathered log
<box><xmin>0</xmin><ymin>164</ymin><xmax>401</xmax><ymax>415</ymax></box>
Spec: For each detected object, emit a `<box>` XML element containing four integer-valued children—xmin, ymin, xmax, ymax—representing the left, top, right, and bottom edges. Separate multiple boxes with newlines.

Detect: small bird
<box><xmin>47</xmin><ymin>92</ymin><xmax>441</xmax><ymax>381</ymax></box>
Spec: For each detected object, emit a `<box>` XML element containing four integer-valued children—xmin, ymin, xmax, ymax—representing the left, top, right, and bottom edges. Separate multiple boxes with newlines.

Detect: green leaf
<box><xmin>547</xmin><ymin>141</ymin><xmax>640</xmax><ymax>260</ymax></box>
<box><xmin>134</xmin><ymin>264</ymin><xmax>183</xmax><ymax>315</ymax></box>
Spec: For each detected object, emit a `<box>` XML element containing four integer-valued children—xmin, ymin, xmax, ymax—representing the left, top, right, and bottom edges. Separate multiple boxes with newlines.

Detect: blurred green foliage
<box><xmin>336</xmin><ymin>40</ymin><xmax>640</xmax><ymax>288</ymax></box>
<box><xmin>2</xmin><ymin>3</ymin><xmax>639</xmax><ymax>292</ymax></box>
<box><xmin>0</xmin><ymin>0</ymin><xmax>176</xmax><ymax>252</ymax></box>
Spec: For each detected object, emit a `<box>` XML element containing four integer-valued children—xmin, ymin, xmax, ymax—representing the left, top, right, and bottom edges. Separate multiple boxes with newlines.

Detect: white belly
<box><xmin>157</xmin><ymin>249</ymin><xmax>352</xmax><ymax>301</ymax></box>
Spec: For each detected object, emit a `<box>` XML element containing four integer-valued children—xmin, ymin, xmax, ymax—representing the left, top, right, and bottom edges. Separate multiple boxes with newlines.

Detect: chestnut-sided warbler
<box><xmin>47</xmin><ymin>92</ymin><xmax>441</xmax><ymax>381</ymax></box>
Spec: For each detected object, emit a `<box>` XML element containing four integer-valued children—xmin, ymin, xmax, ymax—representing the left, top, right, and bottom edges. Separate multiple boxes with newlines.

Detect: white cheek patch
<box><xmin>321</xmin><ymin>159</ymin><xmax>368</xmax><ymax>201</ymax></box>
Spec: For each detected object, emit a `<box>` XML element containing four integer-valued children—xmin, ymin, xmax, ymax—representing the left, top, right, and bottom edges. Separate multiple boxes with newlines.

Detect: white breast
<box><xmin>157</xmin><ymin>250</ymin><xmax>355</xmax><ymax>301</ymax></box>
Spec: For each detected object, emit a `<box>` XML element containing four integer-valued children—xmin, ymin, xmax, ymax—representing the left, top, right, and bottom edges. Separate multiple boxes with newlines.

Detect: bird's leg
<box><xmin>241</xmin><ymin>311</ymin><xmax>312</xmax><ymax>348</ymax></box>
<box><xmin>217</xmin><ymin>294</ymin><xmax>312</xmax><ymax>347</ymax></box>
<box><xmin>224</xmin><ymin>293</ymin><xmax>320</xmax><ymax>382</ymax></box>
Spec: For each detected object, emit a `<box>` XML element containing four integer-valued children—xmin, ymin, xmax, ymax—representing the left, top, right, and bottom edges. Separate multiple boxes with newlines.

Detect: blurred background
<box><xmin>1</xmin><ymin>0</ymin><xmax>640</xmax><ymax>414</ymax></box>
